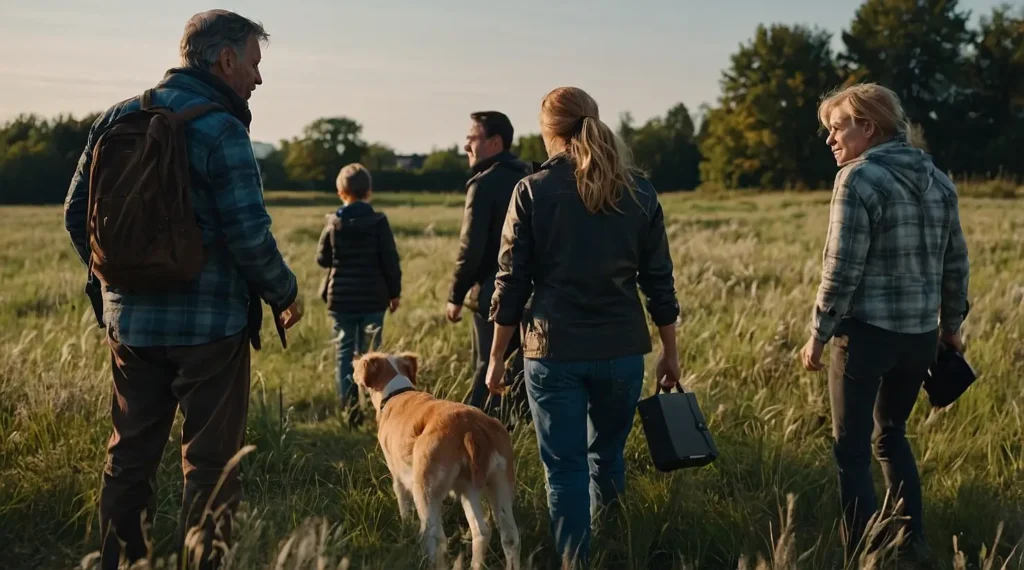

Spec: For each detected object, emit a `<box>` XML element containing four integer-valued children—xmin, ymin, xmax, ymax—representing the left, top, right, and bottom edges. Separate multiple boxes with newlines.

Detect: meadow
<box><xmin>0</xmin><ymin>190</ymin><xmax>1022</xmax><ymax>570</ymax></box>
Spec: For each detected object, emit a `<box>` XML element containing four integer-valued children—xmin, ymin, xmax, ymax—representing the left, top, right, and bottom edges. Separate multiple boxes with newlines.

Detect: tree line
<box><xmin>1</xmin><ymin>0</ymin><xmax>1020</xmax><ymax>204</ymax></box>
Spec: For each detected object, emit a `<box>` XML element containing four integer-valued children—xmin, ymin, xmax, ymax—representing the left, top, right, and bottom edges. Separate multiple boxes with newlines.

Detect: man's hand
<box><xmin>279</xmin><ymin>292</ymin><xmax>304</xmax><ymax>329</ymax></box>
<box><xmin>389</xmin><ymin>298</ymin><xmax>401</xmax><ymax>313</ymax></box>
<box><xmin>940</xmin><ymin>329</ymin><xmax>964</xmax><ymax>352</ymax></box>
<box><xmin>799</xmin><ymin>336</ymin><xmax>825</xmax><ymax>371</ymax></box>
<box><xmin>485</xmin><ymin>356</ymin><xmax>506</xmax><ymax>395</ymax></box>
<box><xmin>445</xmin><ymin>302</ymin><xmax>463</xmax><ymax>323</ymax></box>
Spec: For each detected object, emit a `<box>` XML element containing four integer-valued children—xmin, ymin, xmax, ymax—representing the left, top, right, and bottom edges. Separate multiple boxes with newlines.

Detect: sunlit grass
<box><xmin>0</xmin><ymin>190</ymin><xmax>1021</xmax><ymax>569</ymax></box>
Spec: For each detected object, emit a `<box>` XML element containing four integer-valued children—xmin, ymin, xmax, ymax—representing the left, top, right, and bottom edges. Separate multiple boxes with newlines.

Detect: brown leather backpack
<box><xmin>86</xmin><ymin>89</ymin><xmax>221</xmax><ymax>291</ymax></box>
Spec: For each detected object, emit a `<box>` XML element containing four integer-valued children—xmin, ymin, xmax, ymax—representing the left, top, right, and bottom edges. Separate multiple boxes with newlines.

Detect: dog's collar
<box><xmin>379</xmin><ymin>375</ymin><xmax>415</xmax><ymax>411</ymax></box>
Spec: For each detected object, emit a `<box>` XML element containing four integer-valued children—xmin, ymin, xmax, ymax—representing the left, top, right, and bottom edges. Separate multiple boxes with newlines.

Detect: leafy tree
<box><xmin>511</xmin><ymin>134</ymin><xmax>548</xmax><ymax>164</ymax></box>
<box><xmin>4</xmin><ymin>2</ymin><xmax>1023</xmax><ymax>204</ymax></box>
<box><xmin>839</xmin><ymin>0</ymin><xmax>973</xmax><ymax>170</ymax></box>
<box><xmin>361</xmin><ymin>143</ymin><xmax>397</xmax><ymax>171</ymax></box>
<box><xmin>283</xmin><ymin>117</ymin><xmax>367</xmax><ymax>189</ymax></box>
<box><xmin>420</xmin><ymin>145</ymin><xmax>468</xmax><ymax>174</ymax></box>
<box><xmin>699</xmin><ymin>24</ymin><xmax>841</xmax><ymax>189</ymax></box>
<box><xmin>256</xmin><ymin>142</ymin><xmax>291</xmax><ymax>190</ymax></box>
<box><xmin>961</xmin><ymin>5</ymin><xmax>1024</xmax><ymax>177</ymax></box>
<box><xmin>621</xmin><ymin>103</ymin><xmax>701</xmax><ymax>191</ymax></box>
<box><xmin>0</xmin><ymin>113</ymin><xmax>97</xmax><ymax>204</ymax></box>
<box><xmin>617</xmin><ymin>111</ymin><xmax>637</xmax><ymax>145</ymax></box>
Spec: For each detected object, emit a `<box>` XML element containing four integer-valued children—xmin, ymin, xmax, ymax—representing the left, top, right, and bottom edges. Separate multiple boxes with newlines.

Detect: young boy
<box><xmin>316</xmin><ymin>163</ymin><xmax>401</xmax><ymax>414</ymax></box>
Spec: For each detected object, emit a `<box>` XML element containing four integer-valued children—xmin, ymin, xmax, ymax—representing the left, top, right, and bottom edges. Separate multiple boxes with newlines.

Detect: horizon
<box><xmin>0</xmin><ymin>0</ymin><xmax>1011</xmax><ymax>155</ymax></box>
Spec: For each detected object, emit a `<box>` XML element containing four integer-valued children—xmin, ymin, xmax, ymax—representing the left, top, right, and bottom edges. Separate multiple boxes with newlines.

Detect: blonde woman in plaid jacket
<box><xmin>799</xmin><ymin>83</ymin><xmax>970</xmax><ymax>565</ymax></box>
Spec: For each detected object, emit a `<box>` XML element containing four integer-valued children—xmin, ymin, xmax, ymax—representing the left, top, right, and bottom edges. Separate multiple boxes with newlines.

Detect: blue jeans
<box><xmin>329</xmin><ymin>311</ymin><xmax>385</xmax><ymax>406</ymax></box>
<box><xmin>524</xmin><ymin>355</ymin><xmax>645</xmax><ymax>568</ymax></box>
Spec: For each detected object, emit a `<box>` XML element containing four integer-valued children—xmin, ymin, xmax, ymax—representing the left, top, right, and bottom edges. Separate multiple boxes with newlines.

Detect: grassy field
<box><xmin>1</xmin><ymin>190</ymin><xmax>1022</xmax><ymax>570</ymax></box>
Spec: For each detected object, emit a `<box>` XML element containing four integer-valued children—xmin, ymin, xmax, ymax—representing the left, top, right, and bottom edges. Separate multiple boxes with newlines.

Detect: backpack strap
<box><xmin>177</xmin><ymin>102</ymin><xmax>223</xmax><ymax>122</ymax></box>
<box><xmin>140</xmin><ymin>89</ymin><xmax>220</xmax><ymax>122</ymax></box>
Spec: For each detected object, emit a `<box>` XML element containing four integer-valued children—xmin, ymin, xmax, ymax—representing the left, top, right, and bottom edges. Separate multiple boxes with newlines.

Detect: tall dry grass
<box><xmin>0</xmin><ymin>191</ymin><xmax>1021</xmax><ymax>569</ymax></box>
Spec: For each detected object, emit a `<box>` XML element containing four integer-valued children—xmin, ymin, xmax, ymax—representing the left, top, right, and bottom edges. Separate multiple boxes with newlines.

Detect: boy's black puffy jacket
<box><xmin>316</xmin><ymin>201</ymin><xmax>401</xmax><ymax>314</ymax></box>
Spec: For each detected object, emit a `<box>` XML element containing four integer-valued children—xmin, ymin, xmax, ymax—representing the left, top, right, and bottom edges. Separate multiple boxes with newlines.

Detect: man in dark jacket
<box><xmin>317</xmin><ymin>163</ymin><xmax>402</xmax><ymax>413</ymax></box>
<box><xmin>446</xmin><ymin>111</ymin><xmax>532</xmax><ymax>426</ymax></box>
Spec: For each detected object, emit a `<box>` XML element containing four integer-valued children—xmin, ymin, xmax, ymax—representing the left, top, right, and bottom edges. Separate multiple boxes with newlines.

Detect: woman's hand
<box><xmin>485</xmin><ymin>357</ymin><xmax>507</xmax><ymax>395</ymax></box>
<box><xmin>485</xmin><ymin>324</ymin><xmax>517</xmax><ymax>395</ymax></box>
<box><xmin>655</xmin><ymin>351</ymin><xmax>681</xmax><ymax>391</ymax></box>
<box><xmin>655</xmin><ymin>323</ymin><xmax>681</xmax><ymax>391</ymax></box>
<box><xmin>799</xmin><ymin>336</ymin><xmax>825</xmax><ymax>371</ymax></box>
<box><xmin>940</xmin><ymin>329</ymin><xmax>964</xmax><ymax>352</ymax></box>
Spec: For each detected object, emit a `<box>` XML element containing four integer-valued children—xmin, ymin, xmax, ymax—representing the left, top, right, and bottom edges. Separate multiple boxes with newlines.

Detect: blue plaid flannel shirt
<box><xmin>64</xmin><ymin>72</ymin><xmax>297</xmax><ymax>347</ymax></box>
<box><xmin>810</xmin><ymin>140</ymin><xmax>970</xmax><ymax>343</ymax></box>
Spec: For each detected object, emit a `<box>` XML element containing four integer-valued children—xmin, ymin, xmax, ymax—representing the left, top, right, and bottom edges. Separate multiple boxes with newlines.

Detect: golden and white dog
<box><xmin>353</xmin><ymin>351</ymin><xmax>520</xmax><ymax>570</ymax></box>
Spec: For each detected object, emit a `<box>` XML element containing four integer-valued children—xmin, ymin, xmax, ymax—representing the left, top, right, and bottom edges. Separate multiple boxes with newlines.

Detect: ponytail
<box><xmin>540</xmin><ymin>86</ymin><xmax>644</xmax><ymax>215</ymax></box>
<box><xmin>567</xmin><ymin>116</ymin><xmax>641</xmax><ymax>215</ymax></box>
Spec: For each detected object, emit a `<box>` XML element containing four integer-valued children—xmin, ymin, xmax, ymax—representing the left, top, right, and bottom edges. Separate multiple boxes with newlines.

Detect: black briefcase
<box><xmin>923</xmin><ymin>344</ymin><xmax>977</xmax><ymax>408</ymax></box>
<box><xmin>637</xmin><ymin>381</ymin><xmax>719</xmax><ymax>471</ymax></box>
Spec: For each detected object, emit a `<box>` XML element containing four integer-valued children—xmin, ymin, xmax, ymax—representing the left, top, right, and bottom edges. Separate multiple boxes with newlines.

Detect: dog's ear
<box><xmin>354</xmin><ymin>353</ymin><xmax>387</xmax><ymax>390</ymax></box>
<box><xmin>397</xmin><ymin>352</ymin><xmax>420</xmax><ymax>385</ymax></box>
<box><xmin>352</xmin><ymin>356</ymin><xmax>370</xmax><ymax>387</ymax></box>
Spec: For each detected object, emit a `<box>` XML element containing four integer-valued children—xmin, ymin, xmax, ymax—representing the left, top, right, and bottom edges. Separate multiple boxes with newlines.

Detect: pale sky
<box><xmin>0</xmin><ymin>0</ymin><xmax>1010</xmax><ymax>154</ymax></box>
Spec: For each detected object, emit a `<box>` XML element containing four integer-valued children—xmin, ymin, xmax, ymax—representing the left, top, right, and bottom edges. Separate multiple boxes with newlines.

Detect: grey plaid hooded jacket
<box><xmin>810</xmin><ymin>139</ymin><xmax>970</xmax><ymax>343</ymax></box>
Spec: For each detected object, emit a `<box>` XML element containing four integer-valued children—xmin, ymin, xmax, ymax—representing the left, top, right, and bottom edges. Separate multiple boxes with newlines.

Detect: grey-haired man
<box><xmin>64</xmin><ymin>10</ymin><xmax>300</xmax><ymax>569</ymax></box>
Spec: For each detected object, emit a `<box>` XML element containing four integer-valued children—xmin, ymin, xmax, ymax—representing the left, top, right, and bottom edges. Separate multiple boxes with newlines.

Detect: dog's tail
<box><xmin>463</xmin><ymin>430</ymin><xmax>490</xmax><ymax>488</ymax></box>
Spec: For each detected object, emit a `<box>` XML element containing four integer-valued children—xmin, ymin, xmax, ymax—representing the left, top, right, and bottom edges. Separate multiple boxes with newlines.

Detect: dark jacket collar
<box><xmin>471</xmin><ymin>150</ymin><xmax>521</xmax><ymax>176</ymax></box>
<box><xmin>156</xmin><ymin>67</ymin><xmax>252</xmax><ymax>129</ymax></box>
<box><xmin>539</xmin><ymin>151</ymin><xmax>572</xmax><ymax>170</ymax></box>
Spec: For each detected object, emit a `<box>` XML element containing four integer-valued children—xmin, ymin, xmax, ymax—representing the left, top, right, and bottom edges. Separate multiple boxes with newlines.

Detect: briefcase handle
<box><xmin>656</xmin><ymin>377</ymin><xmax>688</xmax><ymax>395</ymax></box>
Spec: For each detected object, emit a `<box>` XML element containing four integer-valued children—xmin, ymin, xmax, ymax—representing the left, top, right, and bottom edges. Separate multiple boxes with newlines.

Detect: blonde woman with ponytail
<box><xmin>800</xmin><ymin>83</ymin><xmax>970</xmax><ymax>565</ymax></box>
<box><xmin>485</xmin><ymin>86</ymin><xmax>681</xmax><ymax>567</ymax></box>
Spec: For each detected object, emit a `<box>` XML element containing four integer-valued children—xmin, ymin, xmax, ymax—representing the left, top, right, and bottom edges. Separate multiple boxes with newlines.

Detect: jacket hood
<box><xmin>850</xmin><ymin>138</ymin><xmax>936</xmax><ymax>197</ymax></box>
<box><xmin>327</xmin><ymin>202</ymin><xmax>385</xmax><ymax>234</ymax></box>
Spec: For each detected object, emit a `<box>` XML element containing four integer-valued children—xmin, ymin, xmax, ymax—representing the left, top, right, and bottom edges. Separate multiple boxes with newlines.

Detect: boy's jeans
<box><xmin>329</xmin><ymin>311</ymin><xmax>385</xmax><ymax>406</ymax></box>
<box><xmin>524</xmin><ymin>354</ymin><xmax>645</xmax><ymax>568</ymax></box>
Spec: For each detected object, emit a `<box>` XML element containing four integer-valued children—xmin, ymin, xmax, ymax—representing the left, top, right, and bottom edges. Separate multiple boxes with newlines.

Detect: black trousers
<box><xmin>828</xmin><ymin>318</ymin><xmax>938</xmax><ymax>556</ymax></box>
<box><xmin>466</xmin><ymin>311</ymin><xmax>529</xmax><ymax>428</ymax></box>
